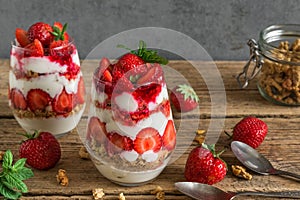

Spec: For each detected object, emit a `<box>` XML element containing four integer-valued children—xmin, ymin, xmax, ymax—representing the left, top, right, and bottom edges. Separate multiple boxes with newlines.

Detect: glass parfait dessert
<box><xmin>9</xmin><ymin>22</ymin><xmax>85</xmax><ymax>137</ymax></box>
<box><xmin>85</xmin><ymin>41</ymin><xmax>176</xmax><ymax>186</ymax></box>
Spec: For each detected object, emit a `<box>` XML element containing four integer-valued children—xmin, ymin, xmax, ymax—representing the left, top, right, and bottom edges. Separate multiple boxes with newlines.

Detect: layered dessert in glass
<box><xmin>86</xmin><ymin>41</ymin><xmax>176</xmax><ymax>185</ymax></box>
<box><xmin>9</xmin><ymin>22</ymin><xmax>85</xmax><ymax>137</ymax></box>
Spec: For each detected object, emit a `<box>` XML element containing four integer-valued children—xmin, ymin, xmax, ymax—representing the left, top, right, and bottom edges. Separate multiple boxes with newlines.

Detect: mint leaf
<box><xmin>2</xmin><ymin>150</ymin><xmax>13</xmax><ymax>170</ymax></box>
<box><xmin>15</xmin><ymin>168</ymin><xmax>34</xmax><ymax>180</ymax></box>
<box><xmin>0</xmin><ymin>182</ymin><xmax>21</xmax><ymax>200</ymax></box>
<box><xmin>3</xmin><ymin>173</ymin><xmax>28</xmax><ymax>193</ymax></box>
<box><xmin>12</xmin><ymin>158</ymin><xmax>26</xmax><ymax>172</ymax></box>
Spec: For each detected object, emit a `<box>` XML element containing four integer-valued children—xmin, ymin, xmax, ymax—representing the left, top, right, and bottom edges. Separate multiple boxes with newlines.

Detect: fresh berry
<box><xmin>232</xmin><ymin>116</ymin><xmax>268</xmax><ymax>149</ymax></box>
<box><xmin>19</xmin><ymin>131</ymin><xmax>61</xmax><ymax>170</ymax></box>
<box><xmin>27</xmin><ymin>22</ymin><xmax>54</xmax><ymax>46</ymax></box>
<box><xmin>24</xmin><ymin>39</ymin><xmax>44</xmax><ymax>57</ymax></box>
<box><xmin>75</xmin><ymin>76</ymin><xmax>85</xmax><ymax>104</ymax></box>
<box><xmin>114</xmin><ymin>76</ymin><xmax>134</xmax><ymax>92</ymax></box>
<box><xmin>10</xmin><ymin>88</ymin><xmax>27</xmax><ymax>110</ymax></box>
<box><xmin>112</xmin><ymin>53</ymin><xmax>145</xmax><ymax>81</ymax></box>
<box><xmin>162</xmin><ymin>120</ymin><xmax>176</xmax><ymax>151</ymax></box>
<box><xmin>15</xmin><ymin>28</ymin><xmax>31</xmax><ymax>47</ymax></box>
<box><xmin>184</xmin><ymin>143</ymin><xmax>227</xmax><ymax>185</ymax></box>
<box><xmin>170</xmin><ymin>84</ymin><xmax>199</xmax><ymax>112</ymax></box>
<box><xmin>134</xmin><ymin>127</ymin><xmax>162</xmax><ymax>154</ymax></box>
<box><xmin>136</xmin><ymin>63</ymin><xmax>163</xmax><ymax>85</ymax></box>
<box><xmin>27</xmin><ymin>89</ymin><xmax>51</xmax><ymax>111</ymax></box>
<box><xmin>49</xmin><ymin>40</ymin><xmax>74</xmax><ymax>57</ymax></box>
<box><xmin>102</xmin><ymin>69</ymin><xmax>113</xmax><ymax>82</ymax></box>
<box><xmin>106</xmin><ymin>132</ymin><xmax>133</xmax><ymax>155</ymax></box>
<box><xmin>87</xmin><ymin>117</ymin><xmax>107</xmax><ymax>144</ymax></box>
<box><xmin>52</xmin><ymin>89</ymin><xmax>73</xmax><ymax>114</ymax></box>
<box><xmin>159</xmin><ymin>100</ymin><xmax>171</xmax><ymax>118</ymax></box>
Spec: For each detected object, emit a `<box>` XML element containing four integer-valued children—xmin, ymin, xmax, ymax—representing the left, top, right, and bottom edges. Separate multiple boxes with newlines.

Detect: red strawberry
<box><xmin>19</xmin><ymin>131</ymin><xmax>61</xmax><ymax>170</ymax></box>
<box><xmin>170</xmin><ymin>84</ymin><xmax>199</xmax><ymax>112</ymax></box>
<box><xmin>106</xmin><ymin>132</ymin><xmax>133</xmax><ymax>155</ymax></box>
<box><xmin>112</xmin><ymin>53</ymin><xmax>145</xmax><ymax>81</ymax></box>
<box><xmin>52</xmin><ymin>89</ymin><xmax>73</xmax><ymax>114</ymax></box>
<box><xmin>136</xmin><ymin>63</ymin><xmax>163</xmax><ymax>85</ymax></box>
<box><xmin>87</xmin><ymin>117</ymin><xmax>107</xmax><ymax>144</ymax></box>
<box><xmin>134</xmin><ymin>127</ymin><xmax>162</xmax><ymax>154</ymax></box>
<box><xmin>159</xmin><ymin>100</ymin><xmax>171</xmax><ymax>118</ymax></box>
<box><xmin>75</xmin><ymin>76</ymin><xmax>85</xmax><ymax>105</ymax></box>
<box><xmin>15</xmin><ymin>28</ymin><xmax>31</xmax><ymax>47</ymax></box>
<box><xmin>184</xmin><ymin>143</ymin><xmax>227</xmax><ymax>185</ymax></box>
<box><xmin>114</xmin><ymin>76</ymin><xmax>134</xmax><ymax>92</ymax></box>
<box><xmin>24</xmin><ymin>39</ymin><xmax>44</xmax><ymax>57</ymax></box>
<box><xmin>49</xmin><ymin>40</ymin><xmax>74</xmax><ymax>57</ymax></box>
<box><xmin>232</xmin><ymin>116</ymin><xmax>268</xmax><ymax>149</ymax></box>
<box><xmin>10</xmin><ymin>88</ymin><xmax>27</xmax><ymax>110</ymax></box>
<box><xmin>27</xmin><ymin>89</ymin><xmax>51</xmax><ymax>111</ymax></box>
<box><xmin>53</xmin><ymin>21</ymin><xmax>69</xmax><ymax>41</ymax></box>
<box><xmin>27</xmin><ymin>22</ymin><xmax>54</xmax><ymax>46</ymax></box>
<box><xmin>162</xmin><ymin>120</ymin><xmax>176</xmax><ymax>151</ymax></box>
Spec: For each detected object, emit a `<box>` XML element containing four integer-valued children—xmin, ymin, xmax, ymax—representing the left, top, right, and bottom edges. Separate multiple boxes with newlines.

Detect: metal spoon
<box><xmin>231</xmin><ymin>141</ymin><xmax>300</xmax><ymax>180</ymax></box>
<box><xmin>175</xmin><ymin>182</ymin><xmax>300</xmax><ymax>200</ymax></box>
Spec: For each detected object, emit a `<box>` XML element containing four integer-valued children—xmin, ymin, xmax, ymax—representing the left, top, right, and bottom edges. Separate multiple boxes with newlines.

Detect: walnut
<box><xmin>151</xmin><ymin>186</ymin><xmax>165</xmax><ymax>200</ymax></box>
<box><xmin>194</xmin><ymin>135</ymin><xmax>205</xmax><ymax>144</ymax></box>
<box><xmin>196</xmin><ymin>129</ymin><xmax>206</xmax><ymax>135</ymax></box>
<box><xmin>92</xmin><ymin>188</ymin><xmax>105</xmax><ymax>200</ymax></box>
<box><xmin>232</xmin><ymin>165</ymin><xmax>252</xmax><ymax>180</ymax></box>
<box><xmin>79</xmin><ymin>146</ymin><xmax>90</xmax><ymax>159</ymax></box>
<box><xmin>118</xmin><ymin>192</ymin><xmax>126</xmax><ymax>200</ymax></box>
<box><xmin>56</xmin><ymin>169</ymin><xmax>69</xmax><ymax>186</ymax></box>
<box><xmin>0</xmin><ymin>151</ymin><xmax>5</xmax><ymax>161</ymax></box>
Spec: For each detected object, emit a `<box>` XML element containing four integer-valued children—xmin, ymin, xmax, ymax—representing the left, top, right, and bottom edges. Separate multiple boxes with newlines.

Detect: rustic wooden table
<box><xmin>1</xmin><ymin>59</ymin><xmax>300</xmax><ymax>200</ymax></box>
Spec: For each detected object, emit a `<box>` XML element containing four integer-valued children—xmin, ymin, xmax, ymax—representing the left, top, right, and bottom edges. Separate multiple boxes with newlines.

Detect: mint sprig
<box><xmin>0</xmin><ymin>150</ymin><xmax>34</xmax><ymax>200</ymax></box>
<box><xmin>51</xmin><ymin>23</ymin><xmax>68</xmax><ymax>41</ymax></box>
<box><xmin>117</xmin><ymin>40</ymin><xmax>168</xmax><ymax>65</ymax></box>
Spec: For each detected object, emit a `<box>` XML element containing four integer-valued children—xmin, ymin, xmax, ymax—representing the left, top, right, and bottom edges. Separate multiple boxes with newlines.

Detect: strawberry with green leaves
<box><xmin>170</xmin><ymin>84</ymin><xmax>199</xmax><ymax>112</ymax></box>
<box><xmin>0</xmin><ymin>150</ymin><xmax>34</xmax><ymax>200</ymax></box>
<box><xmin>19</xmin><ymin>131</ymin><xmax>61</xmax><ymax>170</ymax></box>
<box><xmin>184</xmin><ymin>143</ymin><xmax>227</xmax><ymax>185</ymax></box>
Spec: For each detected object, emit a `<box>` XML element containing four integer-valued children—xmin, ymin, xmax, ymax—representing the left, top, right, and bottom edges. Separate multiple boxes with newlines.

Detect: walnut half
<box><xmin>232</xmin><ymin>165</ymin><xmax>252</xmax><ymax>180</ymax></box>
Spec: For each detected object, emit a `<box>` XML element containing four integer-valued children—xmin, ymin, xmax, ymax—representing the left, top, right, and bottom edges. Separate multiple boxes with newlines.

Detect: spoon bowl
<box><xmin>231</xmin><ymin>141</ymin><xmax>300</xmax><ymax>180</ymax></box>
<box><xmin>175</xmin><ymin>182</ymin><xmax>300</xmax><ymax>200</ymax></box>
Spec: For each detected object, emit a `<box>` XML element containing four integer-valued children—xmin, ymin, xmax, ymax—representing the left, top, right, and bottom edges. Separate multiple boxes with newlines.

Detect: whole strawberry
<box><xmin>170</xmin><ymin>84</ymin><xmax>199</xmax><ymax>112</ymax></box>
<box><xmin>184</xmin><ymin>143</ymin><xmax>227</xmax><ymax>185</ymax></box>
<box><xmin>19</xmin><ymin>131</ymin><xmax>61</xmax><ymax>170</ymax></box>
<box><xmin>232</xmin><ymin>116</ymin><xmax>268</xmax><ymax>149</ymax></box>
<box><xmin>27</xmin><ymin>22</ymin><xmax>54</xmax><ymax>47</ymax></box>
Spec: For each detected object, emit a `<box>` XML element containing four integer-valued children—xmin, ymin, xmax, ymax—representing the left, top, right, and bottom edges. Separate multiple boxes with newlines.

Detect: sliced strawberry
<box><xmin>106</xmin><ymin>132</ymin><xmax>133</xmax><ymax>155</ymax></box>
<box><xmin>52</xmin><ymin>89</ymin><xmax>73</xmax><ymax>114</ymax></box>
<box><xmin>137</xmin><ymin>64</ymin><xmax>163</xmax><ymax>85</ymax></box>
<box><xmin>15</xmin><ymin>28</ymin><xmax>31</xmax><ymax>47</ymax></box>
<box><xmin>134</xmin><ymin>128</ymin><xmax>162</xmax><ymax>154</ymax></box>
<box><xmin>102</xmin><ymin>69</ymin><xmax>112</xmax><ymax>82</ymax></box>
<box><xmin>49</xmin><ymin>40</ymin><xmax>73</xmax><ymax>57</ymax></box>
<box><xmin>162</xmin><ymin>120</ymin><xmax>176</xmax><ymax>151</ymax></box>
<box><xmin>87</xmin><ymin>117</ymin><xmax>107</xmax><ymax>144</ymax></box>
<box><xmin>27</xmin><ymin>89</ymin><xmax>51</xmax><ymax>111</ymax></box>
<box><xmin>53</xmin><ymin>21</ymin><xmax>69</xmax><ymax>41</ymax></box>
<box><xmin>27</xmin><ymin>22</ymin><xmax>54</xmax><ymax>46</ymax></box>
<box><xmin>75</xmin><ymin>76</ymin><xmax>85</xmax><ymax>105</ymax></box>
<box><xmin>159</xmin><ymin>100</ymin><xmax>171</xmax><ymax>118</ymax></box>
<box><xmin>10</xmin><ymin>88</ymin><xmax>27</xmax><ymax>110</ymax></box>
<box><xmin>24</xmin><ymin>39</ymin><xmax>44</xmax><ymax>57</ymax></box>
<box><xmin>114</xmin><ymin>75</ymin><xmax>134</xmax><ymax>93</ymax></box>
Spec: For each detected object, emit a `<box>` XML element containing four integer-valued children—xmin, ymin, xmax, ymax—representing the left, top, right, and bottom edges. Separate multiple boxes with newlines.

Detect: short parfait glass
<box><xmin>84</xmin><ymin>58</ymin><xmax>176</xmax><ymax>186</ymax></box>
<box><xmin>9</xmin><ymin>40</ymin><xmax>85</xmax><ymax>137</ymax></box>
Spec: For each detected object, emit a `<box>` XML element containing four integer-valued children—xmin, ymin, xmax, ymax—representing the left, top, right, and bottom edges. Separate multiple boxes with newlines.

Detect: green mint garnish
<box><xmin>0</xmin><ymin>150</ymin><xmax>34</xmax><ymax>200</ymax></box>
<box><xmin>51</xmin><ymin>23</ymin><xmax>68</xmax><ymax>41</ymax></box>
<box><xmin>117</xmin><ymin>40</ymin><xmax>168</xmax><ymax>65</ymax></box>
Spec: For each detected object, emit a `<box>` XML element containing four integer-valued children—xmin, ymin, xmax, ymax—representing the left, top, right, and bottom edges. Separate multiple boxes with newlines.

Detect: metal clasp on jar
<box><xmin>237</xmin><ymin>39</ymin><xmax>264</xmax><ymax>88</ymax></box>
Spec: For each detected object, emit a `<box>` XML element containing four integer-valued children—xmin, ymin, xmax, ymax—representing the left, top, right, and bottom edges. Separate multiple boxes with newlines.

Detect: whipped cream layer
<box><xmin>10</xmin><ymin>47</ymin><xmax>80</xmax><ymax>74</ymax></box>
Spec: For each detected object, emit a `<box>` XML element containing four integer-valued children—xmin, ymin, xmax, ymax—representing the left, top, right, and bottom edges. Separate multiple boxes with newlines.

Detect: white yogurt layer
<box><xmin>9</xmin><ymin>70</ymin><xmax>82</xmax><ymax>98</ymax></box>
<box><xmin>10</xmin><ymin>48</ymin><xmax>80</xmax><ymax>74</ymax></box>
<box><xmin>141</xmin><ymin>150</ymin><xmax>158</xmax><ymax>162</ymax></box>
<box><xmin>14</xmin><ymin>104</ymin><xmax>85</xmax><ymax>137</ymax></box>
<box><xmin>114</xmin><ymin>92</ymin><xmax>138</xmax><ymax>112</ymax></box>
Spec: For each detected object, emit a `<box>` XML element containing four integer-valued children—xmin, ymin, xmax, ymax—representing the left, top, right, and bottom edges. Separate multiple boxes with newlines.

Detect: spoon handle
<box><xmin>233</xmin><ymin>191</ymin><xmax>300</xmax><ymax>199</ymax></box>
<box><xmin>275</xmin><ymin>169</ymin><xmax>300</xmax><ymax>180</ymax></box>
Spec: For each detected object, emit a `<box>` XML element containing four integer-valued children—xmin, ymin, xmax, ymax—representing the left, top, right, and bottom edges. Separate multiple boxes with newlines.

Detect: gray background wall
<box><xmin>1</xmin><ymin>0</ymin><xmax>300</xmax><ymax>60</ymax></box>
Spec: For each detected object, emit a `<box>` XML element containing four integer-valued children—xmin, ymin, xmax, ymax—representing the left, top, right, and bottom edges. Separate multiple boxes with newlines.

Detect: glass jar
<box><xmin>237</xmin><ymin>24</ymin><xmax>300</xmax><ymax>106</ymax></box>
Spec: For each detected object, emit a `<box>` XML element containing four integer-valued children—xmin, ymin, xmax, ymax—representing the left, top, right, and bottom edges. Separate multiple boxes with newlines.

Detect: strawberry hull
<box><xmin>9</xmin><ymin>43</ymin><xmax>85</xmax><ymax>137</ymax></box>
<box><xmin>86</xmin><ymin>61</ymin><xmax>176</xmax><ymax>186</ymax></box>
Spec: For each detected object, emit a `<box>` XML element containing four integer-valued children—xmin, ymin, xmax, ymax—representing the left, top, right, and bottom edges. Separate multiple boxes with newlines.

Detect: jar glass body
<box><xmin>257</xmin><ymin>24</ymin><xmax>300</xmax><ymax>106</ymax></box>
